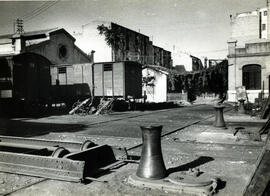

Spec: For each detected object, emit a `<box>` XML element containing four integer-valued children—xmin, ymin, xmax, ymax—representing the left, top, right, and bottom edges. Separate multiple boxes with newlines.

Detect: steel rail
<box><xmin>0</xmin><ymin>104</ymin><xmax>232</xmax><ymax>195</ymax></box>
<box><xmin>127</xmin><ymin>106</ymin><xmax>233</xmax><ymax>151</ymax></box>
<box><xmin>0</xmin><ymin>136</ymin><xmax>95</xmax><ymax>152</ymax></box>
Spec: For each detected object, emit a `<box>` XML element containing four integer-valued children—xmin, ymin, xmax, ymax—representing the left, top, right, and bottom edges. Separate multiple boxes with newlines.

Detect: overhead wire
<box><xmin>20</xmin><ymin>1</ymin><xmax>52</xmax><ymax>20</ymax></box>
<box><xmin>23</xmin><ymin>1</ymin><xmax>59</xmax><ymax>22</ymax></box>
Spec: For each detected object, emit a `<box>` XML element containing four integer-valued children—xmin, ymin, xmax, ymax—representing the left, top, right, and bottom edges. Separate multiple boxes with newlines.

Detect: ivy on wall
<box><xmin>142</xmin><ymin>75</ymin><xmax>155</xmax><ymax>87</ymax></box>
<box><xmin>97</xmin><ymin>24</ymin><xmax>126</xmax><ymax>61</ymax></box>
<box><xmin>167</xmin><ymin>60</ymin><xmax>228</xmax><ymax>98</ymax></box>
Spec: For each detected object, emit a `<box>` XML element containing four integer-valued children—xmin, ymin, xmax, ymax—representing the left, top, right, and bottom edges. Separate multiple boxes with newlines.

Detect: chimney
<box><xmin>89</xmin><ymin>50</ymin><xmax>95</xmax><ymax>63</ymax></box>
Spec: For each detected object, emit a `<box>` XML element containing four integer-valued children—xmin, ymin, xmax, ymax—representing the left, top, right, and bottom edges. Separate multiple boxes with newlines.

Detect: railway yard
<box><xmin>0</xmin><ymin>102</ymin><xmax>268</xmax><ymax>196</ymax></box>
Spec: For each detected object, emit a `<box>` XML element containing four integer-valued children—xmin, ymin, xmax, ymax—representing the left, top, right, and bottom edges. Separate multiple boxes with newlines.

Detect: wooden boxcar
<box><xmin>50</xmin><ymin>63</ymin><xmax>92</xmax><ymax>107</ymax></box>
<box><xmin>0</xmin><ymin>52</ymin><xmax>51</xmax><ymax>114</ymax></box>
<box><xmin>93</xmin><ymin>61</ymin><xmax>142</xmax><ymax>99</ymax></box>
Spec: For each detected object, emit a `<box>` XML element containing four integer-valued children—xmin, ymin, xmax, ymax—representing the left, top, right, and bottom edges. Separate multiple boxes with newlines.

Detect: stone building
<box><xmin>163</xmin><ymin>50</ymin><xmax>173</xmax><ymax>69</ymax></box>
<box><xmin>228</xmin><ymin>2</ymin><xmax>270</xmax><ymax>103</ymax></box>
<box><xmin>109</xmin><ymin>23</ymin><xmax>172</xmax><ymax>68</ymax></box>
<box><xmin>75</xmin><ymin>22</ymin><xmax>172</xmax><ymax>68</ymax></box>
<box><xmin>0</xmin><ymin>28</ymin><xmax>94</xmax><ymax>105</ymax></box>
<box><xmin>0</xmin><ymin>28</ymin><xmax>91</xmax><ymax>64</ymax></box>
<box><xmin>190</xmin><ymin>55</ymin><xmax>204</xmax><ymax>71</ymax></box>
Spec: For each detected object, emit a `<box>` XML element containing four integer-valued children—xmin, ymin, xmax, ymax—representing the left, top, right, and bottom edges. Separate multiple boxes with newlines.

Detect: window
<box><xmin>242</xmin><ymin>64</ymin><xmax>261</xmax><ymax>90</ymax></box>
<box><xmin>58</xmin><ymin>67</ymin><xmax>67</xmax><ymax>74</ymax></box>
<box><xmin>58</xmin><ymin>45</ymin><xmax>68</xmax><ymax>59</ymax></box>
<box><xmin>264</xmin><ymin>10</ymin><xmax>267</xmax><ymax>16</ymax></box>
<box><xmin>103</xmin><ymin>64</ymin><xmax>112</xmax><ymax>71</ymax></box>
<box><xmin>262</xmin><ymin>24</ymin><xmax>266</xmax><ymax>31</ymax></box>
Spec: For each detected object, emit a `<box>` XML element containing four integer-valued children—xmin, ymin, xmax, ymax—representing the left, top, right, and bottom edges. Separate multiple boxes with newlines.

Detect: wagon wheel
<box><xmin>51</xmin><ymin>147</ymin><xmax>70</xmax><ymax>158</ymax></box>
<box><xmin>100</xmin><ymin>100</ymin><xmax>114</xmax><ymax>114</ymax></box>
<box><xmin>71</xmin><ymin>100</ymin><xmax>88</xmax><ymax>115</ymax></box>
<box><xmin>71</xmin><ymin>100</ymin><xmax>81</xmax><ymax>110</ymax></box>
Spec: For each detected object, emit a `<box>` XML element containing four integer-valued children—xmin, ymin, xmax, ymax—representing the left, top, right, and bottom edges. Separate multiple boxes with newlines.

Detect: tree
<box><xmin>97</xmin><ymin>24</ymin><xmax>126</xmax><ymax>60</ymax></box>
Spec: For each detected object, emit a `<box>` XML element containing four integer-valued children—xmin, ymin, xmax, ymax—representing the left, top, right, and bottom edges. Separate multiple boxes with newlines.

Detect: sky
<box><xmin>0</xmin><ymin>0</ymin><xmax>267</xmax><ymax>69</ymax></box>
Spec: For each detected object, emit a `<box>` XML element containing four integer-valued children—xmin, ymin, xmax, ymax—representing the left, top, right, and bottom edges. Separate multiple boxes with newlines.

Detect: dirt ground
<box><xmin>0</xmin><ymin>102</ymin><xmax>267</xmax><ymax>196</ymax></box>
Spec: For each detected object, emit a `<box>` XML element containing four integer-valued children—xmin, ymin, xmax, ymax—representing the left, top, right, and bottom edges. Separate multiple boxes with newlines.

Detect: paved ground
<box><xmin>0</xmin><ymin>102</ymin><xmax>267</xmax><ymax>196</ymax></box>
<box><xmin>0</xmin><ymin>104</ymin><xmax>218</xmax><ymax>138</ymax></box>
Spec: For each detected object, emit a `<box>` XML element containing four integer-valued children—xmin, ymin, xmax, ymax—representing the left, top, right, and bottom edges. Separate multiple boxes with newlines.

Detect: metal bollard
<box><xmin>136</xmin><ymin>125</ymin><xmax>167</xmax><ymax>179</ymax></box>
<box><xmin>238</xmin><ymin>99</ymin><xmax>245</xmax><ymax>114</ymax></box>
<box><xmin>213</xmin><ymin>105</ymin><xmax>226</xmax><ymax>128</ymax></box>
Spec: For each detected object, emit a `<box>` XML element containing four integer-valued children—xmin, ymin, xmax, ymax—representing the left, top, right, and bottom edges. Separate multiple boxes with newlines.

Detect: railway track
<box><xmin>0</xmin><ymin>104</ymin><xmax>232</xmax><ymax>195</ymax></box>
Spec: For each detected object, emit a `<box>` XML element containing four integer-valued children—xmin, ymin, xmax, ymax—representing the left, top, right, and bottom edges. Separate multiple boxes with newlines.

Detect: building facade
<box><xmin>228</xmin><ymin>3</ymin><xmax>270</xmax><ymax>103</ymax></box>
<box><xmin>0</xmin><ymin>28</ymin><xmax>94</xmax><ymax>106</ymax></box>
<box><xmin>0</xmin><ymin>28</ymin><xmax>91</xmax><ymax>65</ymax></box>
<box><xmin>75</xmin><ymin>22</ymin><xmax>172</xmax><ymax>68</ymax></box>
<box><xmin>109</xmin><ymin>23</ymin><xmax>172</xmax><ymax>68</ymax></box>
<box><xmin>190</xmin><ymin>55</ymin><xmax>204</xmax><ymax>71</ymax></box>
<box><xmin>142</xmin><ymin>65</ymin><xmax>168</xmax><ymax>102</ymax></box>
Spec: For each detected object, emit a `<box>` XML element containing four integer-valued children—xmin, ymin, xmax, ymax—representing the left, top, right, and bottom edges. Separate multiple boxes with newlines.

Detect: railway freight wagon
<box><xmin>0</xmin><ymin>52</ymin><xmax>51</xmax><ymax>115</ymax></box>
<box><xmin>93</xmin><ymin>61</ymin><xmax>142</xmax><ymax>99</ymax></box>
<box><xmin>50</xmin><ymin>63</ymin><xmax>92</xmax><ymax>108</ymax></box>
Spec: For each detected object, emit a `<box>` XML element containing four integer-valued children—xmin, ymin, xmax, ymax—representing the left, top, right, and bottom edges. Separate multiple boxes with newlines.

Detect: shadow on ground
<box><xmin>167</xmin><ymin>156</ymin><xmax>214</xmax><ymax>174</ymax></box>
<box><xmin>0</xmin><ymin>118</ymin><xmax>87</xmax><ymax>137</ymax></box>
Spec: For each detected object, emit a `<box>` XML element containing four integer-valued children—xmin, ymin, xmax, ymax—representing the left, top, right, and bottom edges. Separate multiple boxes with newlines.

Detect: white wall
<box><xmin>73</xmin><ymin>23</ymin><xmax>112</xmax><ymax>63</ymax></box>
<box><xmin>0</xmin><ymin>43</ymin><xmax>14</xmax><ymax>54</ymax></box>
<box><xmin>142</xmin><ymin>68</ymin><xmax>167</xmax><ymax>103</ymax></box>
<box><xmin>228</xmin><ymin>54</ymin><xmax>270</xmax><ymax>103</ymax></box>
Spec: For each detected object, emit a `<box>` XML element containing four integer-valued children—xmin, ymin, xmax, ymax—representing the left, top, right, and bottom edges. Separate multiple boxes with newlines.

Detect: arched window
<box><xmin>242</xmin><ymin>64</ymin><xmax>261</xmax><ymax>90</ymax></box>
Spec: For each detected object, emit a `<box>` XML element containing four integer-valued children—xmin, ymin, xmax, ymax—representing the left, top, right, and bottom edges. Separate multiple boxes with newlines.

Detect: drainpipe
<box><xmin>267</xmin><ymin>0</ymin><xmax>270</xmax><ymax>39</ymax></box>
<box><xmin>227</xmin><ymin>39</ymin><xmax>237</xmax><ymax>102</ymax></box>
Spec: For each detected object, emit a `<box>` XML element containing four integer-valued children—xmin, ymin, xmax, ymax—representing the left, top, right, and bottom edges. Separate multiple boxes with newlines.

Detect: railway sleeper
<box><xmin>0</xmin><ymin>136</ymin><xmax>128</xmax><ymax>182</ymax></box>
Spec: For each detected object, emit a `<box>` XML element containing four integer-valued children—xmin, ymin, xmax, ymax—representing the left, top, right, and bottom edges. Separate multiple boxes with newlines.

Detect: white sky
<box><xmin>0</xmin><ymin>0</ymin><xmax>267</xmax><ymax>70</ymax></box>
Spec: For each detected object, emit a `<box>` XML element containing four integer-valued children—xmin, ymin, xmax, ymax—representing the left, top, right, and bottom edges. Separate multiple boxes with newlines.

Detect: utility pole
<box><xmin>14</xmin><ymin>18</ymin><xmax>24</xmax><ymax>34</ymax></box>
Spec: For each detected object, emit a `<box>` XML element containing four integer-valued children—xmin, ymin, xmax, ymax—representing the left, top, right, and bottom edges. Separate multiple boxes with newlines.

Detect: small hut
<box><xmin>142</xmin><ymin>65</ymin><xmax>168</xmax><ymax>103</ymax></box>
